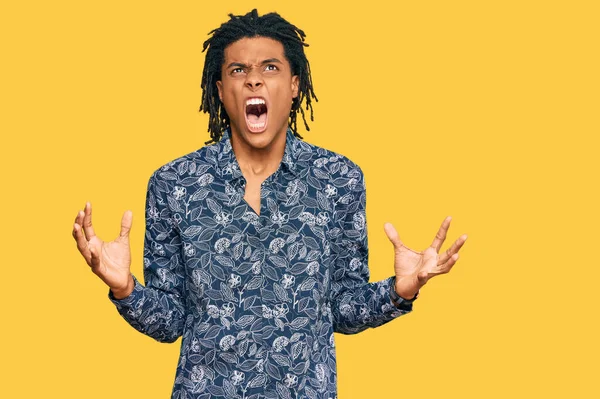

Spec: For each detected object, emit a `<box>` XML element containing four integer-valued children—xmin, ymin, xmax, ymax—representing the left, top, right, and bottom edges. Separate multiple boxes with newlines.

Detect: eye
<box><xmin>231</xmin><ymin>67</ymin><xmax>245</xmax><ymax>75</ymax></box>
<box><xmin>265</xmin><ymin>64</ymin><xmax>278</xmax><ymax>71</ymax></box>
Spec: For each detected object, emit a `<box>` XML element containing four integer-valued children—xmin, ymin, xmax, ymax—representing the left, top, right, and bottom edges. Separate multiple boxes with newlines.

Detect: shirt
<box><xmin>109</xmin><ymin>127</ymin><xmax>417</xmax><ymax>399</ymax></box>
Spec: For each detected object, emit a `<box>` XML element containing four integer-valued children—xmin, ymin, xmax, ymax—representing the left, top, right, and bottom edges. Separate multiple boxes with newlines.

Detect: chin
<box><xmin>235</xmin><ymin>118</ymin><xmax>284</xmax><ymax>149</ymax></box>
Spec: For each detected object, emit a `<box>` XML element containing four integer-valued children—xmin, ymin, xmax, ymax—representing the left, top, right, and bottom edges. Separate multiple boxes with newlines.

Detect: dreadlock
<box><xmin>199</xmin><ymin>9</ymin><xmax>318</xmax><ymax>145</ymax></box>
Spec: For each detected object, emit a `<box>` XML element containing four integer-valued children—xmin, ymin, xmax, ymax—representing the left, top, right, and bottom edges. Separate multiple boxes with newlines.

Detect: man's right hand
<box><xmin>72</xmin><ymin>202</ymin><xmax>134</xmax><ymax>299</ymax></box>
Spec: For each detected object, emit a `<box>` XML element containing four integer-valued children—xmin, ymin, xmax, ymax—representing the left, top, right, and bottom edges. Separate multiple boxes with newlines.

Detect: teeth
<box><xmin>246</xmin><ymin>98</ymin><xmax>266</xmax><ymax>106</ymax></box>
<box><xmin>249</xmin><ymin>122</ymin><xmax>266</xmax><ymax>129</ymax></box>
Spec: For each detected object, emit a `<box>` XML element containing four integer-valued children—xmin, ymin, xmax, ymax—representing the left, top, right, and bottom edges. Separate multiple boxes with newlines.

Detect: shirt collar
<box><xmin>213</xmin><ymin>127</ymin><xmax>301</xmax><ymax>183</ymax></box>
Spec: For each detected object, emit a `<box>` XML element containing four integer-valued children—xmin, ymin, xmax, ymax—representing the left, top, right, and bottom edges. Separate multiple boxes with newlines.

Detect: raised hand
<box><xmin>72</xmin><ymin>202</ymin><xmax>135</xmax><ymax>299</ymax></box>
<box><xmin>384</xmin><ymin>216</ymin><xmax>467</xmax><ymax>300</ymax></box>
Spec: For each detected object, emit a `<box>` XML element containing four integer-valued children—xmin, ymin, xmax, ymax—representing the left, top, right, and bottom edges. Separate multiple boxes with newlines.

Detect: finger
<box><xmin>417</xmin><ymin>270</ymin><xmax>429</xmax><ymax>285</ymax></box>
<box><xmin>384</xmin><ymin>222</ymin><xmax>404</xmax><ymax>250</ymax></box>
<box><xmin>430</xmin><ymin>216</ymin><xmax>452</xmax><ymax>252</ymax></box>
<box><xmin>82</xmin><ymin>201</ymin><xmax>96</xmax><ymax>240</ymax></box>
<box><xmin>439</xmin><ymin>253</ymin><xmax>459</xmax><ymax>273</ymax></box>
<box><xmin>89</xmin><ymin>244</ymin><xmax>101</xmax><ymax>270</ymax></box>
<box><xmin>72</xmin><ymin>222</ymin><xmax>92</xmax><ymax>264</ymax></box>
<box><xmin>438</xmin><ymin>234</ymin><xmax>468</xmax><ymax>265</ymax></box>
<box><xmin>117</xmin><ymin>210</ymin><xmax>133</xmax><ymax>241</ymax></box>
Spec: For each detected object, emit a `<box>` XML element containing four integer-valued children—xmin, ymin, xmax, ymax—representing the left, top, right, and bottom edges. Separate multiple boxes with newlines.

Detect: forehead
<box><xmin>223</xmin><ymin>36</ymin><xmax>287</xmax><ymax>64</ymax></box>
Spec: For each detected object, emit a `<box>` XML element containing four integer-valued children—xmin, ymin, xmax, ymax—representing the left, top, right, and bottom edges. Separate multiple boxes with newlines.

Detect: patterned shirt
<box><xmin>109</xmin><ymin>127</ymin><xmax>417</xmax><ymax>399</ymax></box>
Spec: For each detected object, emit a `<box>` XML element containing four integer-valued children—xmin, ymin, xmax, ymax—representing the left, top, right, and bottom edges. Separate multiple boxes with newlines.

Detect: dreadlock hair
<box><xmin>199</xmin><ymin>9</ymin><xmax>318</xmax><ymax>145</ymax></box>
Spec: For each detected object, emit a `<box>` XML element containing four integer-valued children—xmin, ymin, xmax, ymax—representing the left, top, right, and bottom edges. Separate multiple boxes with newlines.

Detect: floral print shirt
<box><xmin>109</xmin><ymin>127</ymin><xmax>417</xmax><ymax>399</ymax></box>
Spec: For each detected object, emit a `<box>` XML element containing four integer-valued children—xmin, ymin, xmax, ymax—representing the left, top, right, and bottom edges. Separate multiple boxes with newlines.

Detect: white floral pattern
<box><xmin>109</xmin><ymin>127</ymin><xmax>416</xmax><ymax>399</ymax></box>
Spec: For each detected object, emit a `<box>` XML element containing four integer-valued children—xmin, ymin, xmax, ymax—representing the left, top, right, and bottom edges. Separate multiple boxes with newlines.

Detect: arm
<box><xmin>108</xmin><ymin>171</ymin><xmax>187</xmax><ymax>343</ymax></box>
<box><xmin>329</xmin><ymin>163</ymin><xmax>416</xmax><ymax>335</ymax></box>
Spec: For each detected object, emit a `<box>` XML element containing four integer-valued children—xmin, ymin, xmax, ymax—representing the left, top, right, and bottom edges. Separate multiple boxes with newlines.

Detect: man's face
<box><xmin>216</xmin><ymin>36</ymin><xmax>299</xmax><ymax>150</ymax></box>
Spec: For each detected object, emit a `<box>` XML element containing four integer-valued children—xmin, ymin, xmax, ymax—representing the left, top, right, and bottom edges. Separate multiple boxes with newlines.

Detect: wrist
<box><xmin>111</xmin><ymin>274</ymin><xmax>135</xmax><ymax>299</ymax></box>
<box><xmin>394</xmin><ymin>281</ymin><xmax>418</xmax><ymax>301</ymax></box>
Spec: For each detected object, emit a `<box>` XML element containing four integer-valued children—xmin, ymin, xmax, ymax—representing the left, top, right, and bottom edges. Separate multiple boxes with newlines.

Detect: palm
<box><xmin>385</xmin><ymin>217</ymin><xmax>467</xmax><ymax>299</ymax></box>
<box><xmin>72</xmin><ymin>202</ymin><xmax>134</xmax><ymax>293</ymax></box>
<box><xmin>394</xmin><ymin>246</ymin><xmax>435</xmax><ymax>279</ymax></box>
<box><xmin>89</xmin><ymin>235</ymin><xmax>131</xmax><ymax>289</ymax></box>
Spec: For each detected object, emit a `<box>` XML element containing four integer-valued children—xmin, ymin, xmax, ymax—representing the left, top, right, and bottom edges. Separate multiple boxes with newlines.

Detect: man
<box><xmin>72</xmin><ymin>9</ymin><xmax>467</xmax><ymax>399</ymax></box>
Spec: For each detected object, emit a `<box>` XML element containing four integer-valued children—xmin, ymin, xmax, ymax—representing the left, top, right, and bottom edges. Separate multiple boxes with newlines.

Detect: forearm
<box><xmin>330</xmin><ymin>276</ymin><xmax>414</xmax><ymax>335</ymax></box>
<box><xmin>108</xmin><ymin>275</ymin><xmax>186</xmax><ymax>343</ymax></box>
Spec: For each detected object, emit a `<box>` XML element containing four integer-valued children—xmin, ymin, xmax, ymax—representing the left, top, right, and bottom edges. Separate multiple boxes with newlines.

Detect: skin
<box><xmin>216</xmin><ymin>36</ymin><xmax>299</xmax><ymax>215</ymax></box>
<box><xmin>72</xmin><ymin>35</ymin><xmax>467</xmax><ymax>302</ymax></box>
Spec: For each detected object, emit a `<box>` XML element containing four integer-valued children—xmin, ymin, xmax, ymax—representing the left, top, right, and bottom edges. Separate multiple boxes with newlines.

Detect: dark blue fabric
<box><xmin>109</xmin><ymin>127</ymin><xmax>416</xmax><ymax>399</ymax></box>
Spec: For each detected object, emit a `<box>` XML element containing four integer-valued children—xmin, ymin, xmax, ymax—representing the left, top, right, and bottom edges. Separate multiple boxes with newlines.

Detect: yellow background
<box><xmin>1</xmin><ymin>1</ymin><xmax>598</xmax><ymax>398</ymax></box>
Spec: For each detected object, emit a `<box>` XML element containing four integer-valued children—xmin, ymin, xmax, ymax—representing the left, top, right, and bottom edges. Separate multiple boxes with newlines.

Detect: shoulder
<box><xmin>296</xmin><ymin>139</ymin><xmax>364</xmax><ymax>181</ymax></box>
<box><xmin>147</xmin><ymin>143</ymin><xmax>220</xmax><ymax>185</ymax></box>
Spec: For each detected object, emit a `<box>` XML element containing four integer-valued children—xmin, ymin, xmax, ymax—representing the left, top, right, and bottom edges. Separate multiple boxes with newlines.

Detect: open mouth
<box><xmin>245</xmin><ymin>97</ymin><xmax>268</xmax><ymax>133</ymax></box>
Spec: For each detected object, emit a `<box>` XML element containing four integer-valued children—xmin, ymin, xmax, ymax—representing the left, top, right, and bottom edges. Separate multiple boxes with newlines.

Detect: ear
<box><xmin>216</xmin><ymin>80</ymin><xmax>223</xmax><ymax>102</ymax></box>
<box><xmin>291</xmin><ymin>75</ymin><xmax>299</xmax><ymax>99</ymax></box>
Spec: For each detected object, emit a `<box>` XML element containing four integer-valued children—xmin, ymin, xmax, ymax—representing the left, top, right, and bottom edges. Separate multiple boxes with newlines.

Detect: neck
<box><xmin>229</xmin><ymin>128</ymin><xmax>287</xmax><ymax>179</ymax></box>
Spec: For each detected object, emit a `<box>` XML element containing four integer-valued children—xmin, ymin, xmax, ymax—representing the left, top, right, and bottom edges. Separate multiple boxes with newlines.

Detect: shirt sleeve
<box><xmin>107</xmin><ymin>170</ymin><xmax>187</xmax><ymax>343</ymax></box>
<box><xmin>328</xmin><ymin>163</ymin><xmax>415</xmax><ymax>335</ymax></box>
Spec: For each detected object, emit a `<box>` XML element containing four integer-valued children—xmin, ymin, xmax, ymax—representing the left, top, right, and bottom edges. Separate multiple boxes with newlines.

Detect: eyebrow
<box><xmin>226</xmin><ymin>58</ymin><xmax>283</xmax><ymax>69</ymax></box>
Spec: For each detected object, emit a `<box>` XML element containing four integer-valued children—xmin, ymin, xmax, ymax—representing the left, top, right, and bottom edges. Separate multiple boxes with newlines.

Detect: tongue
<box><xmin>247</xmin><ymin>112</ymin><xmax>267</xmax><ymax>124</ymax></box>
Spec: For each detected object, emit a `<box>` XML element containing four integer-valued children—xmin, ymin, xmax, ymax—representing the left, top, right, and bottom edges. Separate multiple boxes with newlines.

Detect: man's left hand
<box><xmin>384</xmin><ymin>216</ymin><xmax>467</xmax><ymax>300</ymax></box>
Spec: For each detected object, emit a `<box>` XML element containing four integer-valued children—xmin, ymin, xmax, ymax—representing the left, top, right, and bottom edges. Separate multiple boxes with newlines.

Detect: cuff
<box><xmin>108</xmin><ymin>274</ymin><xmax>143</xmax><ymax>307</ymax></box>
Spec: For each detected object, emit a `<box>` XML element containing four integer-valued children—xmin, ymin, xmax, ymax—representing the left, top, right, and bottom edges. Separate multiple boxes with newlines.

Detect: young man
<box><xmin>72</xmin><ymin>9</ymin><xmax>467</xmax><ymax>399</ymax></box>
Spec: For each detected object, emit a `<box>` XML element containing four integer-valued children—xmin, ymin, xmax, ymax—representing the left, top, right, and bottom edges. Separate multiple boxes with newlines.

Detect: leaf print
<box><xmin>287</xmin><ymin>242</ymin><xmax>300</xmax><ymax>261</ymax></box>
<box><xmin>206</xmin><ymin>197</ymin><xmax>222</xmax><ymax>214</ymax></box>
<box><xmin>167</xmin><ymin>196</ymin><xmax>184</xmax><ymax>213</ymax></box>
<box><xmin>248</xmin><ymin>373</ymin><xmax>267</xmax><ymax>388</ymax></box>
<box><xmin>198</xmin><ymin>216</ymin><xmax>218</xmax><ymax>228</ymax></box>
<box><xmin>188</xmin><ymin>161</ymin><xmax>197</xmax><ymax>175</ymax></box>
<box><xmin>261</xmin><ymin>264</ymin><xmax>279</xmax><ymax>281</ymax></box>
<box><xmin>277</xmin><ymin>224</ymin><xmax>297</xmax><ymax>235</ymax></box>
<box><xmin>288</xmin><ymin>205</ymin><xmax>305</xmax><ymax>220</ymax></box>
<box><xmin>289</xmin><ymin>317</ymin><xmax>309</xmax><ymax>330</ymax></box>
<box><xmin>304</xmin><ymin>250</ymin><xmax>320</xmax><ymax>262</ymax></box>
<box><xmin>303</xmin><ymin>236</ymin><xmax>320</xmax><ymax>250</ymax></box>
<box><xmin>235</xmin><ymin>314</ymin><xmax>255</xmax><ymax>328</ymax></box>
<box><xmin>247</xmin><ymin>236</ymin><xmax>263</xmax><ymax>249</ymax></box>
<box><xmin>316</xmin><ymin>190</ymin><xmax>331</xmax><ymax>212</ymax></box>
<box><xmin>220</xmin><ymin>282</ymin><xmax>236</xmax><ymax>302</ymax></box>
<box><xmin>268</xmin><ymin>255</ymin><xmax>288</xmax><ymax>268</ymax></box>
<box><xmin>243</xmin><ymin>245</ymin><xmax>252</xmax><ymax>259</ymax></box>
<box><xmin>286</xmin><ymin>261</ymin><xmax>308</xmax><ymax>276</ymax></box>
<box><xmin>271</xmin><ymin>353</ymin><xmax>291</xmax><ymax>367</ymax></box>
<box><xmin>233</xmin><ymin>261</ymin><xmax>253</xmax><ymax>275</ymax></box>
<box><xmin>276</xmin><ymin>382</ymin><xmax>293</xmax><ymax>399</ymax></box>
<box><xmin>285</xmin><ymin>191</ymin><xmax>300</xmax><ymax>207</ymax></box>
<box><xmin>179</xmin><ymin>176</ymin><xmax>198</xmax><ymax>187</ymax></box>
<box><xmin>182</xmin><ymin>225</ymin><xmax>203</xmax><ymax>238</ymax></box>
<box><xmin>299</xmin><ymin>278</ymin><xmax>317</xmax><ymax>291</ymax></box>
<box><xmin>232</xmin><ymin>242</ymin><xmax>244</xmax><ymax>260</ymax></box>
<box><xmin>267</xmin><ymin>197</ymin><xmax>278</xmax><ymax>213</ymax></box>
<box><xmin>194</xmin><ymin>163</ymin><xmax>211</xmax><ymax>176</ymax></box>
<box><xmin>273</xmin><ymin>283</ymin><xmax>291</xmax><ymax>303</ymax></box>
<box><xmin>265</xmin><ymin>360</ymin><xmax>282</xmax><ymax>380</ymax></box>
<box><xmin>190</xmin><ymin>207</ymin><xmax>202</xmax><ymax>222</ymax></box>
<box><xmin>232</xmin><ymin>205</ymin><xmax>246</xmax><ymax>219</ymax></box>
<box><xmin>245</xmin><ymin>276</ymin><xmax>263</xmax><ymax>291</ymax></box>
<box><xmin>108</xmin><ymin>128</ymin><xmax>414</xmax><ymax>399</ymax></box>
<box><xmin>159</xmin><ymin>171</ymin><xmax>178</xmax><ymax>181</ymax></box>
<box><xmin>191</xmin><ymin>188</ymin><xmax>210</xmax><ymax>201</ymax></box>
<box><xmin>215</xmin><ymin>255</ymin><xmax>234</xmax><ymax>268</ymax></box>
<box><xmin>219</xmin><ymin>352</ymin><xmax>238</xmax><ymax>364</ymax></box>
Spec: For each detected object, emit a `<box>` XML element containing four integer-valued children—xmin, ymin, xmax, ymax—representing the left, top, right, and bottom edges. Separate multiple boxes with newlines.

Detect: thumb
<box><xmin>384</xmin><ymin>222</ymin><xmax>404</xmax><ymax>250</ymax></box>
<box><xmin>118</xmin><ymin>210</ymin><xmax>133</xmax><ymax>240</ymax></box>
<box><xmin>417</xmin><ymin>270</ymin><xmax>428</xmax><ymax>285</ymax></box>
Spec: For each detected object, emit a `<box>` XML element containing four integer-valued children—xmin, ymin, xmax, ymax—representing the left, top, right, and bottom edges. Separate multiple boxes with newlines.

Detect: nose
<box><xmin>245</xmin><ymin>69</ymin><xmax>263</xmax><ymax>90</ymax></box>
